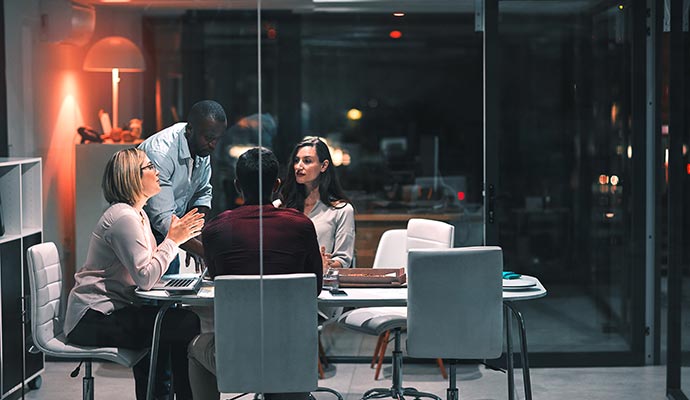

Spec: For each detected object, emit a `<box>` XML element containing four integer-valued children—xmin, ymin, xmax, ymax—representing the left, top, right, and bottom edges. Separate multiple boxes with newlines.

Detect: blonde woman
<box><xmin>64</xmin><ymin>148</ymin><xmax>204</xmax><ymax>400</ymax></box>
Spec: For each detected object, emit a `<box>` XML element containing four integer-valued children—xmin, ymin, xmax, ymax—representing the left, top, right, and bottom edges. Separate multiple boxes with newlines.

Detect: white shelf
<box><xmin>0</xmin><ymin>156</ymin><xmax>44</xmax><ymax>398</ymax></box>
<box><xmin>0</xmin><ymin>233</ymin><xmax>22</xmax><ymax>245</ymax></box>
<box><xmin>0</xmin><ymin>165</ymin><xmax>21</xmax><ymax>237</ymax></box>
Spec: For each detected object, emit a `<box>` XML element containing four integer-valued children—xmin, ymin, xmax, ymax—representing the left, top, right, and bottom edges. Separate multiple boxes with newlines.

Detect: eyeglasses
<box><xmin>140</xmin><ymin>162</ymin><xmax>156</xmax><ymax>172</ymax></box>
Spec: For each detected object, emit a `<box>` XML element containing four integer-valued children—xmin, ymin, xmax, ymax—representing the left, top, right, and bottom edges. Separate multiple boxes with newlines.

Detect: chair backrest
<box><xmin>372</xmin><ymin>229</ymin><xmax>408</xmax><ymax>269</ymax></box>
<box><xmin>26</xmin><ymin>242</ymin><xmax>64</xmax><ymax>350</ymax></box>
<box><xmin>215</xmin><ymin>273</ymin><xmax>318</xmax><ymax>394</ymax></box>
<box><xmin>406</xmin><ymin>218</ymin><xmax>455</xmax><ymax>251</ymax></box>
<box><xmin>406</xmin><ymin>246</ymin><xmax>503</xmax><ymax>360</ymax></box>
<box><xmin>403</xmin><ymin>218</ymin><xmax>455</xmax><ymax>270</ymax></box>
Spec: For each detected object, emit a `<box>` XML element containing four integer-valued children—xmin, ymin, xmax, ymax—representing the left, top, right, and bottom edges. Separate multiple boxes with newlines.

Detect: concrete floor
<box><xmin>15</xmin><ymin>360</ymin><xmax>672</xmax><ymax>400</ymax></box>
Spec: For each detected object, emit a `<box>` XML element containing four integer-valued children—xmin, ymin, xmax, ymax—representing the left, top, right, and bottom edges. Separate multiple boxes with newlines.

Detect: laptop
<box><xmin>151</xmin><ymin>267</ymin><xmax>207</xmax><ymax>293</ymax></box>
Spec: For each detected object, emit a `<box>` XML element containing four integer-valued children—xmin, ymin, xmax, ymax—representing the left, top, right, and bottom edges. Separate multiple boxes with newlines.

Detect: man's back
<box><xmin>202</xmin><ymin>204</ymin><xmax>323</xmax><ymax>291</ymax></box>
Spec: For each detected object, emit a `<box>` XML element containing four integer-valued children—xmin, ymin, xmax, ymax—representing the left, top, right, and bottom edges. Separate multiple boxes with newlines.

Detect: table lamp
<box><xmin>83</xmin><ymin>36</ymin><xmax>145</xmax><ymax>130</ymax></box>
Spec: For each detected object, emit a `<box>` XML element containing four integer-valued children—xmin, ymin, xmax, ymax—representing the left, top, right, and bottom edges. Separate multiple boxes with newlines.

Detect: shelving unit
<box><xmin>0</xmin><ymin>157</ymin><xmax>44</xmax><ymax>399</ymax></box>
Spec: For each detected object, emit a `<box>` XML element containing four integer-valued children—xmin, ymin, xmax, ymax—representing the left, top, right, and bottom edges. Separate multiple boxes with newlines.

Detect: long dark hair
<box><xmin>281</xmin><ymin>137</ymin><xmax>351</xmax><ymax>212</ymax></box>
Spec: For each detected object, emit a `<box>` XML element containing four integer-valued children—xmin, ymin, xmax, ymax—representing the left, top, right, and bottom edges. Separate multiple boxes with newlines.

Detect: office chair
<box><xmin>214</xmin><ymin>274</ymin><xmax>342</xmax><ymax>399</ymax></box>
<box><xmin>26</xmin><ymin>242</ymin><xmax>148</xmax><ymax>400</ymax></box>
<box><xmin>338</xmin><ymin>218</ymin><xmax>453</xmax><ymax>394</ymax></box>
<box><xmin>407</xmin><ymin>247</ymin><xmax>503</xmax><ymax>400</ymax></box>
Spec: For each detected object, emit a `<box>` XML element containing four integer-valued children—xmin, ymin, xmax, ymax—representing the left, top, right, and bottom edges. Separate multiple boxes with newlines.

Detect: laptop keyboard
<box><xmin>164</xmin><ymin>278</ymin><xmax>196</xmax><ymax>288</ymax></box>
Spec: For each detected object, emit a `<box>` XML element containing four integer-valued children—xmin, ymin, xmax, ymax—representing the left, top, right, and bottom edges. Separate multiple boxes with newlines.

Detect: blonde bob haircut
<box><xmin>102</xmin><ymin>148</ymin><xmax>146</xmax><ymax>205</ymax></box>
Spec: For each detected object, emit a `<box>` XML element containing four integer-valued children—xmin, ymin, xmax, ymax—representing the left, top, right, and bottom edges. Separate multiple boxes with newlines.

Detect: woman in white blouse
<box><xmin>64</xmin><ymin>148</ymin><xmax>204</xmax><ymax>400</ymax></box>
<box><xmin>279</xmin><ymin>136</ymin><xmax>355</xmax><ymax>270</ymax></box>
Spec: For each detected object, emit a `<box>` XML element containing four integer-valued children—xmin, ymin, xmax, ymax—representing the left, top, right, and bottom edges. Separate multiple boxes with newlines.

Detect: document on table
<box><xmin>197</xmin><ymin>286</ymin><xmax>215</xmax><ymax>298</ymax></box>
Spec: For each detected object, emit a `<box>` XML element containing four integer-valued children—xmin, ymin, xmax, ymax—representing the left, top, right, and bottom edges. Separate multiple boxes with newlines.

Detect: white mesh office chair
<box><xmin>214</xmin><ymin>274</ymin><xmax>342</xmax><ymax>399</ymax></box>
<box><xmin>26</xmin><ymin>242</ymin><xmax>148</xmax><ymax>400</ymax></box>
<box><xmin>407</xmin><ymin>247</ymin><xmax>503</xmax><ymax>400</ymax></box>
<box><xmin>338</xmin><ymin>219</ymin><xmax>454</xmax><ymax>397</ymax></box>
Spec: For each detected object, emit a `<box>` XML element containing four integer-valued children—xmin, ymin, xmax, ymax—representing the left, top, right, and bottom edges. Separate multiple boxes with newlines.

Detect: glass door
<box><xmin>489</xmin><ymin>0</ymin><xmax>648</xmax><ymax>365</ymax></box>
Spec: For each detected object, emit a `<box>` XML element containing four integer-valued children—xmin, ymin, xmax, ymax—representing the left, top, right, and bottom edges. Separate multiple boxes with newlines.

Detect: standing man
<box><xmin>187</xmin><ymin>147</ymin><xmax>323</xmax><ymax>400</ymax></box>
<box><xmin>139</xmin><ymin>100</ymin><xmax>227</xmax><ymax>274</ymax></box>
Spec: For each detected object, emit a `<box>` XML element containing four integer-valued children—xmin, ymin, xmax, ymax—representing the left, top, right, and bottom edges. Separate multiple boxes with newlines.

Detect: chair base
<box><xmin>362</xmin><ymin>329</ymin><xmax>441</xmax><ymax>400</ymax></box>
<box><xmin>314</xmin><ymin>386</ymin><xmax>344</xmax><ymax>400</ymax></box>
<box><xmin>362</xmin><ymin>386</ymin><xmax>441</xmax><ymax>400</ymax></box>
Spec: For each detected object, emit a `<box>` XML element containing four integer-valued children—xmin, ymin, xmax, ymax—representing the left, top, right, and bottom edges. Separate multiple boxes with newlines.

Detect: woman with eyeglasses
<box><xmin>64</xmin><ymin>148</ymin><xmax>204</xmax><ymax>400</ymax></box>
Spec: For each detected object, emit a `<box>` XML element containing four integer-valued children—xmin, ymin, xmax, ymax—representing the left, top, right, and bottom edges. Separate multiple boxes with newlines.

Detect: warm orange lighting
<box><xmin>45</xmin><ymin>93</ymin><xmax>85</xmax><ymax>266</ymax></box>
<box><xmin>389</xmin><ymin>30</ymin><xmax>402</xmax><ymax>39</ymax></box>
<box><xmin>393</xmin><ymin>12</ymin><xmax>405</xmax><ymax>17</ymax></box>
<box><xmin>347</xmin><ymin>108</ymin><xmax>362</xmax><ymax>120</ymax></box>
<box><xmin>598</xmin><ymin>174</ymin><xmax>609</xmax><ymax>185</ymax></box>
<box><xmin>605</xmin><ymin>212</ymin><xmax>615</xmax><ymax>219</ymax></box>
<box><xmin>101</xmin><ymin>0</ymin><xmax>131</xmax><ymax>2</ymax></box>
<box><xmin>610</xmin><ymin>102</ymin><xmax>618</xmax><ymax>124</ymax></box>
<box><xmin>457</xmin><ymin>192</ymin><xmax>465</xmax><ymax>201</ymax></box>
<box><xmin>686</xmin><ymin>164</ymin><xmax>690</xmax><ymax>175</ymax></box>
<box><xmin>332</xmin><ymin>149</ymin><xmax>344</xmax><ymax>166</ymax></box>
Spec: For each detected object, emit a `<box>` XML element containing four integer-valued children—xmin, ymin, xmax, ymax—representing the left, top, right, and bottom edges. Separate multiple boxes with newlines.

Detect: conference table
<box><xmin>136</xmin><ymin>275</ymin><xmax>546</xmax><ymax>400</ymax></box>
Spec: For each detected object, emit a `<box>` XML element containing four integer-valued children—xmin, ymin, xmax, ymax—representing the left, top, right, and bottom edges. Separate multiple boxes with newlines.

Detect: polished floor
<box><xmin>15</xmin><ymin>360</ymin><xmax>675</xmax><ymax>400</ymax></box>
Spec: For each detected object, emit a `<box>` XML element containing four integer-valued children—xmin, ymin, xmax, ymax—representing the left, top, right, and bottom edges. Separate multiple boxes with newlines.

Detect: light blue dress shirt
<box><xmin>138</xmin><ymin>122</ymin><xmax>213</xmax><ymax>237</ymax></box>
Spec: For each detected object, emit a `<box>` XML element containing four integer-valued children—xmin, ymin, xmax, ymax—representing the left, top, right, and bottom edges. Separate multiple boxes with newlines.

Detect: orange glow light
<box><xmin>598</xmin><ymin>174</ymin><xmax>609</xmax><ymax>185</ymax></box>
<box><xmin>686</xmin><ymin>164</ymin><xmax>690</xmax><ymax>175</ymax></box>
<box><xmin>389</xmin><ymin>30</ymin><xmax>402</xmax><ymax>39</ymax></box>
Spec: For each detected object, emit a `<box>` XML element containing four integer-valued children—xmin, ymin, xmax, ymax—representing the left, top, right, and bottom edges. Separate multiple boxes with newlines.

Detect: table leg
<box><xmin>146</xmin><ymin>302</ymin><xmax>173</xmax><ymax>400</ymax></box>
<box><xmin>505</xmin><ymin>304</ymin><xmax>515</xmax><ymax>400</ymax></box>
<box><xmin>505</xmin><ymin>301</ymin><xmax>532</xmax><ymax>400</ymax></box>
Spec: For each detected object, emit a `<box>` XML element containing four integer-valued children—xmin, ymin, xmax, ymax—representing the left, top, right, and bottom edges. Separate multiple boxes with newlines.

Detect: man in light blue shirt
<box><xmin>139</xmin><ymin>100</ymin><xmax>227</xmax><ymax>274</ymax></box>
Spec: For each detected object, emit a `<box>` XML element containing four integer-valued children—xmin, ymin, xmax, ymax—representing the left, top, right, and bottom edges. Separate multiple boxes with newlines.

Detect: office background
<box><xmin>0</xmin><ymin>0</ymin><xmax>688</xmax><ymax>398</ymax></box>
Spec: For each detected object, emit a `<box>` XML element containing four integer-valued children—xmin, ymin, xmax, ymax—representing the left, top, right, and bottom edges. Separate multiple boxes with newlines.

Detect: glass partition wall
<box><xmin>139</xmin><ymin>0</ymin><xmax>651</xmax><ymax>368</ymax></box>
<box><xmin>493</xmin><ymin>1</ymin><xmax>647</xmax><ymax>365</ymax></box>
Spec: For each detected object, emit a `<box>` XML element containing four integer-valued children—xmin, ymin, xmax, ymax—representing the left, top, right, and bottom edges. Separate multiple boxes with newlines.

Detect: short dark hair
<box><xmin>236</xmin><ymin>147</ymin><xmax>279</xmax><ymax>201</ymax></box>
<box><xmin>188</xmin><ymin>100</ymin><xmax>227</xmax><ymax>127</ymax></box>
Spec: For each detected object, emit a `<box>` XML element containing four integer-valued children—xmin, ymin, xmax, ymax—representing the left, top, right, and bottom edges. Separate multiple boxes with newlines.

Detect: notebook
<box><xmin>151</xmin><ymin>267</ymin><xmax>207</xmax><ymax>292</ymax></box>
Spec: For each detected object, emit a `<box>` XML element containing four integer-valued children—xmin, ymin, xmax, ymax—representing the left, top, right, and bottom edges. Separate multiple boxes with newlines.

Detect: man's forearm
<box><xmin>180</xmin><ymin>237</ymin><xmax>204</xmax><ymax>257</ymax></box>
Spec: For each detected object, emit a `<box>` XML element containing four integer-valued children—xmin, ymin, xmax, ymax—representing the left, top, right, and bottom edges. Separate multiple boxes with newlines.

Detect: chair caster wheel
<box><xmin>28</xmin><ymin>376</ymin><xmax>42</xmax><ymax>390</ymax></box>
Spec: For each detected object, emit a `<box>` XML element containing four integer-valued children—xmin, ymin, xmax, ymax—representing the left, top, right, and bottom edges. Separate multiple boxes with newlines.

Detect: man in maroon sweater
<box><xmin>187</xmin><ymin>147</ymin><xmax>322</xmax><ymax>400</ymax></box>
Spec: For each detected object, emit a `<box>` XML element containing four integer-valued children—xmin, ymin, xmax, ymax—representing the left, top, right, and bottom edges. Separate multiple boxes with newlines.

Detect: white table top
<box><xmin>135</xmin><ymin>275</ymin><xmax>546</xmax><ymax>306</ymax></box>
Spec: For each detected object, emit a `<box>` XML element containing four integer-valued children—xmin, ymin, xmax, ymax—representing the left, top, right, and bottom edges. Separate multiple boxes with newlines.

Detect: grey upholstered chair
<box><xmin>26</xmin><ymin>242</ymin><xmax>148</xmax><ymax>400</ymax></box>
<box><xmin>214</xmin><ymin>274</ymin><xmax>342</xmax><ymax>399</ymax></box>
<box><xmin>338</xmin><ymin>218</ymin><xmax>454</xmax><ymax>396</ymax></box>
<box><xmin>407</xmin><ymin>246</ymin><xmax>503</xmax><ymax>399</ymax></box>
